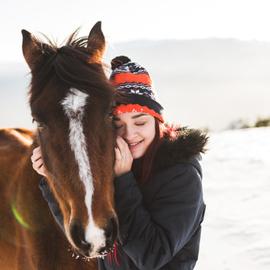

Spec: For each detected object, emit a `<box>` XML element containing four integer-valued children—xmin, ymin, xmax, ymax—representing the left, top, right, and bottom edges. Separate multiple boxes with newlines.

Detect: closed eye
<box><xmin>113</xmin><ymin>124</ymin><xmax>123</xmax><ymax>129</ymax></box>
<box><xmin>113</xmin><ymin>122</ymin><xmax>146</xmax><ymax>129</ymax></box>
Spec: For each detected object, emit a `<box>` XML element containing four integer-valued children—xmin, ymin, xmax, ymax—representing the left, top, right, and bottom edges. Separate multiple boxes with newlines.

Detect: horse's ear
<box><xmin>87</xmin><ymin>21</ymin><xmax>105</xmax><ymax>61</ymax></box>
<box><xmin>21</xmin><ymin>30</ymin><xmax>43</xmax><ymax>70</ymax></box>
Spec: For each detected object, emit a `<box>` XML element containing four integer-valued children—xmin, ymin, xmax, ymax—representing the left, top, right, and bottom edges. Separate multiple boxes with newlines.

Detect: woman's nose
<box><xmin>122</xmin><ymin>126</ymin><xmax>136</xmax><ymax>140</ymax></box>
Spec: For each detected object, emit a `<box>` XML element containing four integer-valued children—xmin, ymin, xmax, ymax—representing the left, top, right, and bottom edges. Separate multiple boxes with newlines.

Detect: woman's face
<box><xmin>113</xmin><ymin>112</ymin><xmax>156</xmax><ymax>159</ymax></box>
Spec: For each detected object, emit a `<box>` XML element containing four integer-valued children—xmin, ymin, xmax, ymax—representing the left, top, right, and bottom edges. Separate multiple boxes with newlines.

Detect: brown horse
<box><xmin>0</xmin><ymin>22</ymin><xmax>118</xmax><ymax>269</ymax></box>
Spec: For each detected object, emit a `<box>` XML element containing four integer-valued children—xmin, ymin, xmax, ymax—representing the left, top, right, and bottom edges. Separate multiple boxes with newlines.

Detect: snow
<box><xmin>197</xmin><ymin>127</ymin><xmax>270</xmax><ymax>269</ymax></box>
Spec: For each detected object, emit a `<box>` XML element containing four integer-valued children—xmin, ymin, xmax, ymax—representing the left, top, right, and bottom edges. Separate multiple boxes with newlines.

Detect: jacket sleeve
<box><xmin>39</xmin><ymin>177</ymin><xmax>65</xmax><ymax>232</ymax></box>
<box><xmin>114</xmin><ymin>163</ymin><xmax>206</xmax><ymax>270</ymax></box>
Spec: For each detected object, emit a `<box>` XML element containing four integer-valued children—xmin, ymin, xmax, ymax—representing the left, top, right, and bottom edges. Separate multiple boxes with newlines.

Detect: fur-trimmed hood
<box><xmin>152</xmin><ymin>126</ymin><xmax>209</xmax><ymax>174</ymax></box>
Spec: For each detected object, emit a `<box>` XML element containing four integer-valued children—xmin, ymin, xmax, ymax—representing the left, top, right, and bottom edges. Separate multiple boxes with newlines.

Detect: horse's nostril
<box><xmin>80</xmin><ymin>239</ymin><xmax>91</xmax><ymax>250</ymax></box>
<box><xmin>98</xmin><ymin>246</ymin><xmax>107</xmax><ymax>254</ymax></box>
<box><xmin>70</xmin><ymin>219</ymin><xmax>91</xmax><ymax>254</ymax></box>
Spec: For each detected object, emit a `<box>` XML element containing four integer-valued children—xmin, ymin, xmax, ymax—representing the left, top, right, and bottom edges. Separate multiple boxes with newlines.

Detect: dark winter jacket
<box><xmin>39</xmin><ymin>127</ymin><xmax>208</xmax><ymax>270</ymax></box>
<box><xmin>98</xmin><ymin>127</ymin><xmax>208</xmax><ymax>270</ymax></box>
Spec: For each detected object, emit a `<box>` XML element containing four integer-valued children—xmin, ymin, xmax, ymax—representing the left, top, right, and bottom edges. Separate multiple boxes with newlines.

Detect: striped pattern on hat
<box><xmin>110</xmin><ymin>56</ymin><xmax>164</xmax><ymax>122</ymax></box>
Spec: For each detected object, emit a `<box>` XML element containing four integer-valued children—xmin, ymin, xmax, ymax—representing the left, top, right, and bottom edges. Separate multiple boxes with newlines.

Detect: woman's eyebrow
<box><xmin>132</xmin><ymin>113</ymin><xmax>148</xmax><ymax>119</ymax></box>
<box><xmin>113</xmin><ymin>113</ymin><xmax>148</xmax><ymax>121</ymax></box>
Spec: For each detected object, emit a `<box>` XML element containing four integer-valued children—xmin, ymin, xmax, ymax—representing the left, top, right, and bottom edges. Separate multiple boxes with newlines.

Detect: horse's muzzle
<box><xmin>70</xmin><ymin>216</ymin><xmax>118</xmax><ymax>257</ymax></box>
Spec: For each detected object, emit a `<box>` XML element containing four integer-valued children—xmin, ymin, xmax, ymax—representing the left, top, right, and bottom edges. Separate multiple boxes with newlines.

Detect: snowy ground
<box><xmin>197</xmin><ymin>127</ymin><xmax>270</xmax><ymax>269</ymax></box>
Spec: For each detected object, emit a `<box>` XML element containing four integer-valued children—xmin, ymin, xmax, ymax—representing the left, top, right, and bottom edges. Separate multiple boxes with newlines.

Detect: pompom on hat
<box><xmin>110</xmin><ymin>56</ymin><xmax>164</xmax><ymax>122</ymax></box>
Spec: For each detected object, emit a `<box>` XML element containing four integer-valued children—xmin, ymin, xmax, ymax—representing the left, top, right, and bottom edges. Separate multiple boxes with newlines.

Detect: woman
<box><xmin>31</xmin><ymin>56</ymin><xmax>208</xmax><ymax>270</ymax></box>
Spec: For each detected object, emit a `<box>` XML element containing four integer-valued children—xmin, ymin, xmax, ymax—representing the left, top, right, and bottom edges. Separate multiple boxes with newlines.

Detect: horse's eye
<box><xmin>32</xmin><ymin>118</ymin><xmax>46</xmax><ymax>129</ymax></box>
<box><xmin>37</xmin><ymin>122</ymin><xmax>45</xmax><ymax>128</ymax></box>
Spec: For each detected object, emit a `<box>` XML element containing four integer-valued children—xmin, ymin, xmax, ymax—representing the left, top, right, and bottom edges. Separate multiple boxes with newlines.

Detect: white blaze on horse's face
<box><xmin>61</xmin><ymin>88</ymin><xmax>106</xmax><ymax>256</ymax></box>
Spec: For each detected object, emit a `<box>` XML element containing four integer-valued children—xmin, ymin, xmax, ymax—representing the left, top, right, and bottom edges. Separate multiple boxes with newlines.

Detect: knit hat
<box><xmin>110</xmin><ymin>56</ymin><xmax>164</xmax><ymax>122</ymax></box>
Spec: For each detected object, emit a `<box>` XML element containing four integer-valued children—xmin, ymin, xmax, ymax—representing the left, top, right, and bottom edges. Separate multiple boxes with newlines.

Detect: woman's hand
<box><xmin>114</xmin><ymin>136</ymin><xmax>133</xmax><ymax>177</ymax></box>
<box><xmin>31</xmin><ymin>146</ymin><xmax>48</xmax><ymax>177</ymax></box>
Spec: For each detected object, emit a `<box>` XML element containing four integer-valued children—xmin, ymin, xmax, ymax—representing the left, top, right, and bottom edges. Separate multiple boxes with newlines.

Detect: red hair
<box><xmin>131</xmin><ymin>118</ymin><xmax>165</xmax><ymax>185</ymax></box>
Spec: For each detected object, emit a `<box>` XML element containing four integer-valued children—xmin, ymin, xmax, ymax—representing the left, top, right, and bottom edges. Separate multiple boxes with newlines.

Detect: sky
<box><xmin>1</xmin><ymin>0</ymin><xmax>270</xmax><ymax>62</ymax></box>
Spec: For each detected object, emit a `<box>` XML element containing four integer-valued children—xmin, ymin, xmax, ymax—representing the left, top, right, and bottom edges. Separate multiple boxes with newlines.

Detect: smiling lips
<box><xmin>128</xmin><ymin>140</ymin><xmax>143</xmax><ymax>150</ymax></box>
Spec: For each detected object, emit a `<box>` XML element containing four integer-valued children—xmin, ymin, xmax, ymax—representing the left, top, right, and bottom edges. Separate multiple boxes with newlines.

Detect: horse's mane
<box><xmin>29</xmin><ymin>30</ymin><xmax>113</xmax><ymax>105</ymax></box>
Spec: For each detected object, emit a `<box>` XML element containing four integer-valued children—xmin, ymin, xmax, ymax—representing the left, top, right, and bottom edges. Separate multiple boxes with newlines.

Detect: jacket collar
<box><xmin>152</xmin><ymin>126</ymin><xmax>209</xmax><ymax>175</ymax></box>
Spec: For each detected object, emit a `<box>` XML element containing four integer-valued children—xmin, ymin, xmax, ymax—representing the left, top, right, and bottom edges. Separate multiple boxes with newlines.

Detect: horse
<box><xmin>0</xmin><ymin>22</ymin><xmax>118</xmax><ymax>270</ymax></box>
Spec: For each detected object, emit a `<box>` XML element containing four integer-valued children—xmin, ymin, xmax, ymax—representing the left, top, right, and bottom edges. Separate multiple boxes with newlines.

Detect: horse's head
<box><xmin>22</xmin><ymin>22</ymin><xmax>118</xmax><ymax>258</ymax></box>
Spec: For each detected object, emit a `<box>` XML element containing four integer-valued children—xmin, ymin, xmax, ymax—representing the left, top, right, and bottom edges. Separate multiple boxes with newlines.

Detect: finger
<box><xmin>33</xmin><ymin>146</ymin><xmax>41</xmax><ymax>154</ymax></box>
<box><xmin>33</xmin><ymin>162</ymin><xmax>41</xmax><ymax>172</ymax></box>
<box><xmin>32</xmin><ymin>163</ymin><xmax>39</xmax><ymax>172</ymax></box>
<box><xmin>117</xmin><ymin>136</ymin><xmax>132</xmax><ymax>159</ymax></box>
<box><xmin>117</xmin><ymin>136</ymin><xmax>128</xmax><ymax>147</ymax></box>
<box><xmin>39</xmin><ymin>165</ymin><xmax>47</xmax><ymax>177</ymax></box>
<box><xmin>118</xmin><ymin>136</ymin><xmax>131</xmax><ymax>151</ymax></box>
<box><xmin>114</xmin><ymin>147</ymin><xmax>122</xmax><ymax>161</ymax></box>
<box><xmin>31</xmin><ymin>151</ymin><xmax>42</xmax><ymax>162</ymax></box>
<box><xmin>116</xmin><ymin>136</ymin><xmax>124</xmax><ymax>149</ymax></box>
<box><xmin>33</xmin><ymin>147</ymin><xmax>42</xmax><ymax>159</ymax></box>
<box><xmin>33</xmin><ymin>164</ymin><xmax>46</xmax><ymax>176</ymax></box>
<box><xmin>31</xmin><ymin>154</ymin><xmax>41</xmax><ymax>163</ymax></box>
<box><xmin>35</xmin><ymin>159</ymin><xmax>44</xmax><ymax>168</ymax></box>
<box><xmin>116</xmin><ymin>136</ymin><xmax>129</xmax><ymax>156</ymax></box>
<box><xmin>37</xmin><ymin>146</ymin><xmax>42</xmax><ymax>155</ymax></box>
<box><xmin>116</xmin><ymin>138</ymin><xmax>125</xmax><ymax>158</ymax></box>
<box><xmin>32</xmin><ymin>147</ymin><xmax>42</xmax><ymax>159</ymax></box>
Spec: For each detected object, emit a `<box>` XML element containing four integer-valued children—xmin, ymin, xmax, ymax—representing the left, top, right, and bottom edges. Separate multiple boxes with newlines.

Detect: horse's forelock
<box><xmin>29</xmin><ymin>32</ymin><xmax>113</xmax><ymax>107</ymax></box>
